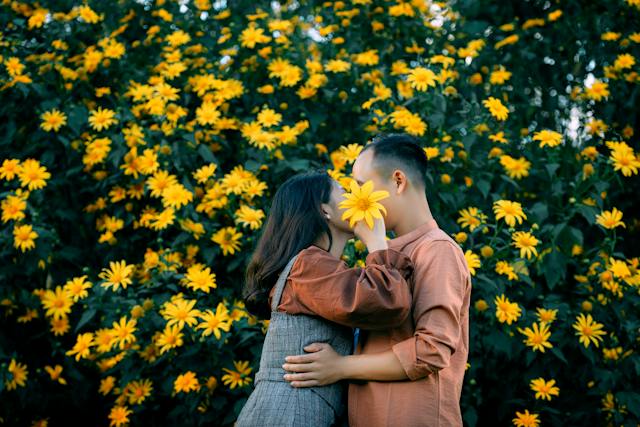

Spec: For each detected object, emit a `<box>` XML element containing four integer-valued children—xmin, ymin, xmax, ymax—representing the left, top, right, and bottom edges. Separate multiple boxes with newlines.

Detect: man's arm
<box><xmin>282</xmin><ymin>343</ymin><xmax>408</xmax><ymax>387</ymax></box>
<box><xmin>391</xmin><ymin>239</ymin><xmax>469</xmax><ymax>380</ymax></box>
<box><xmin>282</xmin><ymin>238</ymin><xmax>469</xmax><ymax>387</ymax></box>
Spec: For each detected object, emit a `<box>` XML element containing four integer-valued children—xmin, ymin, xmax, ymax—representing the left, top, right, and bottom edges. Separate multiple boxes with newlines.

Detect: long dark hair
<box><xmin>243</xmin><ymin>170</ymin><xmax>334</xmax><ymax>319</ymax></box>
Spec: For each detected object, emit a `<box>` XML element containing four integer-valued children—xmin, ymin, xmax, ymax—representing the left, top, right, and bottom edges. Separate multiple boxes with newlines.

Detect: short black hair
<box><xmin>361</xmin><ymin>133</ymin><xmax>428</xmax><ymax>189</ymax></box>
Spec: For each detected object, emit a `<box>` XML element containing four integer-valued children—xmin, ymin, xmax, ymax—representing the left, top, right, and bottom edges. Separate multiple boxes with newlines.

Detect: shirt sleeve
<box><xmin>275</xmin><ymin>247</ymin><xmax>414</xmax><ymax>330</ymax></box>
<box><xmin>391</xmin><ymin>239</ymin><xmax>470</xmax><ymax>381</ymax></box>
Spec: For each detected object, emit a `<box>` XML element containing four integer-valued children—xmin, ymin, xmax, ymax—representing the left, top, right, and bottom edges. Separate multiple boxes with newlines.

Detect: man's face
<box><xmin>352</xmin><ymin>148</ymin><xmax>398</xmax><ymax>229</ymax></box>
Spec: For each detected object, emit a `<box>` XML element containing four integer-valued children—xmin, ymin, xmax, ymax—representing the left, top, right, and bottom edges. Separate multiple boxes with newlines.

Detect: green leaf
<box><xmin>545</xmin><ymin>163</ymin><xmax>560</xmax><ymax>179</ymax></box>
<box><xmin>576</xmin><ymin>205</ymin><xmax>597</xmax><ymax>225</ymax></box>
<box><xmin>542</xmin><ymin>250</ymin><xmax>566</xmax><ymax>289</ymax></box>
<box><xmin>75</xmin><ymin>308</ymin><xmax>97</xmax><ymax>332</ymax></box>
<box><xmin>529</xmin><ymin>202</ymin><xmax>549</xmax><ymax>224</ymax></box>
<box><xmin>476</xmin><ymin>180</ymin><xmax>491</xmax><ymax>199</ymax></box>
<box><xmin>550</xmin><ymin>347</ymin><xmax>568</xmax><ymax>364</ymax></box>
<box><xmin>197</xmin><ymin>143</ymin><xmax>217</xmax><ymax>163</ymax></box>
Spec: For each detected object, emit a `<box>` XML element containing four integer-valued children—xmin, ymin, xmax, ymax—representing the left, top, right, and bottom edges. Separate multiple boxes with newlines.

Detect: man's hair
<box><xmin>361</xmin><ymin>133</ymin><xmax>428</xmax><ymax>189</ymax></box>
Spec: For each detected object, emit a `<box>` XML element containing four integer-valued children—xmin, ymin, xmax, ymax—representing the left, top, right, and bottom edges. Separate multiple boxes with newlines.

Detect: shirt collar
<box><xmin>387</xmin><ymin>218</ymin><xmax>439</xmax><ymax>249</ymax></box>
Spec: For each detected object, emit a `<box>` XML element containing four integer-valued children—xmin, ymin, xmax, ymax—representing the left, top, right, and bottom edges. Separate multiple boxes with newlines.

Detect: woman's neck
<box><xmin>314</xmin><ymin>230</ymin><xmax>350</xmax><ymax>259</ymax></box>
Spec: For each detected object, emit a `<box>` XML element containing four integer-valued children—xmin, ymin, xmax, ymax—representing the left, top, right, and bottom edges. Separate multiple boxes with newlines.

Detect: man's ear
<box><xmin>393</xmin><ymin>170</ymin><xmax>407</xmax><ymax>194</ymax></box>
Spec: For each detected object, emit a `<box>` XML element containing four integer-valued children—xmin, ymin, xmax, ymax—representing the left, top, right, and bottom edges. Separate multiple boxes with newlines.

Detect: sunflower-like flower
<box><xmin>338</xmin><ymin>180</ymin><xmax>389</xmax><ymax>229</ymax></box>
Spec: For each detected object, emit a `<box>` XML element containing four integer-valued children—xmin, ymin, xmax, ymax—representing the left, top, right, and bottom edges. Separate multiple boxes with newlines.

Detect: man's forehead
<box><xmin>353</xmin><ymin>149</ymin><xmax>374</xmax><ymax>183</ymax></box>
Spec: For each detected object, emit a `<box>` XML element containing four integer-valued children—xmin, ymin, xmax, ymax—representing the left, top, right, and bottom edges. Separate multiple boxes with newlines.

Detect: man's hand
<box><xmin>282</xmin><ymin>342</ymin><xmax>344</xmax><ymax>387</ymax></box>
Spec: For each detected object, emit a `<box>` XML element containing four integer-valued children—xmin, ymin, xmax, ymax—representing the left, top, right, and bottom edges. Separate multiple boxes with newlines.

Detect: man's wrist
<box><xmin>340</xmin><ymin>355</ymin><xmax>359</xmax><ymax>380</ymax></box>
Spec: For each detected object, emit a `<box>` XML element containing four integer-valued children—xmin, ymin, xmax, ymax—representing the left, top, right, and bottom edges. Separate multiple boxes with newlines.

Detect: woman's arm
<box><xmin>282</xmin><ymin>343</ymin><xmax>408</xmax><ymax>387</ymax></box>
<box><xmin>277</xmin><ymin>246</ymin><xmax>414</xmax><ymax>330</ymax></box>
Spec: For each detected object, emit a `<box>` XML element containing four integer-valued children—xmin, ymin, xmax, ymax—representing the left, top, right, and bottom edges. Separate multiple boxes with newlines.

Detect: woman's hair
<box><xmin>243</xmin><ymin>169</ymin><xmax>334</xmax><ymax>319</ymax></box>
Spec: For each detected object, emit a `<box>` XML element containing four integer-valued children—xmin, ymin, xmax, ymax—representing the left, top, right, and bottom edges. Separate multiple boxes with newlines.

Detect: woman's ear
<box><xmin>320</xmin><ymin>202</ymin><xmax>332</xmax><ymax>220</ymax></box>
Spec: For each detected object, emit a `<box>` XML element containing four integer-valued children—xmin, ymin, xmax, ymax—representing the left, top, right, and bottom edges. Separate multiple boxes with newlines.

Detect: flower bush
<box><xmin>1</xmin><ymin>0</ymin><xmax>639</xmax><ymax>425</ymax></box>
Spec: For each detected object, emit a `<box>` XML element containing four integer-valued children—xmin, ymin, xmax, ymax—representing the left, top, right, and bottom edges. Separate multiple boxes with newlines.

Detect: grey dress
<box><xmin>235</xmin><ymin>253</ymin><xmax>354</xmax><ymax>427</ymax></box>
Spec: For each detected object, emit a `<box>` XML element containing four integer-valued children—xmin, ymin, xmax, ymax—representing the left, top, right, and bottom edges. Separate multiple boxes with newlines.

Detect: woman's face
<box><xmin>326</xmin><ymin>180</ymin><xmax>354</xmax><ymax>234</ymax></box>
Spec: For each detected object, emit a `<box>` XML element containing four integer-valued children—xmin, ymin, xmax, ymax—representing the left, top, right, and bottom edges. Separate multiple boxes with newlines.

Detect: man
<box><xmin>281</xmin><ymin>133</ymin><xmax>472</xmax><ymax>426</ymax></box>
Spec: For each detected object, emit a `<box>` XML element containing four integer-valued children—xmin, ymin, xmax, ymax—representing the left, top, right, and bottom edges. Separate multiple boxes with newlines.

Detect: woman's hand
<box><xmin>282</xmin><ymin>342</ymin><xmax>345</xmax><ymax>387</ymax></box>
<box><xmin>353</xmin><ymin>217</ymin><xmax>388</xmax><ymax>253</ymax></box>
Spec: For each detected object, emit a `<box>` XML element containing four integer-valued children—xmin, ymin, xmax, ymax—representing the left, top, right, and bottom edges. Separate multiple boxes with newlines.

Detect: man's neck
<box><xmin>392</xmin><ymin>197</ymin><xmax>433</xmax><ymax>237</ymax></box>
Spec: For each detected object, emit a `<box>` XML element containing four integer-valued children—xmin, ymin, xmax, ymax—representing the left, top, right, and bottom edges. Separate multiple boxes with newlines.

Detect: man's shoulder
<box><xmin>414</xmin><ymin>228</ymin><xmax>463</xmax><ymax>254</ymax></box>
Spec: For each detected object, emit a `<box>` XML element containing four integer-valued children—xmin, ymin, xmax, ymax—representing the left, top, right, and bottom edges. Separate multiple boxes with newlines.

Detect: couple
<box><xmin>236</xmin><ymin>133</ymin><xmax>472</xmax><ymax>427</ymax></box>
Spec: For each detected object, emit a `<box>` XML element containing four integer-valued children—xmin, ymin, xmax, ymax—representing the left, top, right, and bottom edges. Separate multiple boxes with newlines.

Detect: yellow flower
<box><xmin>0</xmin><ymin>158</ymin><xmax>20</xmax><ymax>180</ymax></box>
<box><xmin>482</xmin><ymin>97</ymin><xmax>509</xmax><ymax>121</ymax></box>
<box><xmin>529</xmin><ymin>377</ymin><xmax>559</xmax><ymax>400</ymax></box>
<box><xmin>63</xmin><ymin>275</ymin><xmax>93</xmax><ymax>302</ymax></box>
<box><xmin>222</xmin><ymin>360</ymin><xmax>253</xmax><ymax>389</ymax></box>
<box><xmin>517</xmin><ymin>322</ymin><xmax>553</xmax><ymax>352</ymax></box>
<box><xmin>239</xmin><ymin>25</ymin><xmax>271</xmax><ymax>48</ymax></box>
<box><xmin>490</xmin><ymin>66</ymin><xmax>512</xmax><ymax>84</ymax></box>
<box><xmin>161</xmin><ymin>298</ymin><xmax>200</xmax><ymax>330</ymax></box>
<box><xmin>41</xmin><ymin>286</ymin><xmax>73</xmax><ymax>320</ymax></box>
<box><xmin>500</xmin><ymin>155</ymin><xmax>531</xmax><ymax>179</ymax></box>
<box><xmin>183</xmin><ymin>264</ymin><xmax>217</xmax><ymax>293</ymax></box>
<box><xmin>174</xmin><ymin>371</ymin><xmax>200</xmax><ymax>393</ymax></box>
<box><xmin>17</xmin><ymin>158</ymin><xmax>50</xmax><ymax>190</ymax></box>
<box><xmin>325</xmin><ymin>59</ymin><xmax>351</xmax><ymax>73</ymax></box>
<box><xmin>511</xmin><ymin>231</ymin><xmax>539</xmax><ymax>260</ymax></box>
<box><xmin>512</xmin><ymin>409</ymin><xmax>540</xmax><ymax>427</ymax></box>
<box><xmin>535</xmin><ymin>307</ymin><xmax>558</xmax><ymax>324</ymax></box>
<box><xmin>464</xmin><ymin>250</ymin><xmax>481</xmax><ymax>276</ymax></box>
<box><xmin>532</xmin><ymin>129</ymin><xmax>563</xmax><ymax>148</ymax></box>
<box><xmin>212</xmin><ymin>226</ymin><xmax>243</xmax><ymax>256</ymax></box>
<box><xmin>493</xmin><ymin>200</ymin><xmax>527</xmax><ymax>227</ymax></box>
<box><xmin>44</xmin><ymin>364</ymin><xmax>67</xmax><ymax>385</ymax></box>
<box><xmin>614</xmin><ymin>53</ymin><xmax>635</xmax><ymax>70</ymax></box>
<box><xmin>457</xmin><ymin>207</ymin><xmax>487</xmax><ymax>231</ymax></box>
<box><xmin>339</xmin><ymin>144</ymin><xmax>364</xmax><ymax>163</ymax></box>
<box><xmin>495</xmin><ymin>261</ymin><xmax>518</xmax><ymax>280</ymax></box>
<box><xmin>156</xmin><ymin>323</ymin><xmax>184</xmax><ymax>354</ymax></box>
<box><xmin>40</xmin><ymin>109</ymin><xmax>67</xmax><ymax>132</ymax></box>
<box><xmin>108</xmin><ymin>405</ymin><xmax>131</xmax><ymax>427</ymax></box>
<box><xmin>407</xmin><ymin>67</ymin><xmax>437</xmax><ymax>91</ymax></box>
<box><xmin>572</xmin><ymin>313</ymin><xmax>607</xmax><ymax>348</ymax></box>
<box><xmin>13</xmin><ymin>224</ymin><xmax>38</xmax><ymax>252</ymax></box>
<box><xmin>77</xmin><ymin>5</ymin><xmax>101</xmax><ymax>24</ymax></box>
<box><xmin>66</xmin><ymin>332</ymin><xmax>95</xmax><ymax>361</ymax></box>
<box><xmin>234</xmin><ymin>205</ymin><xmax>265</xmax><ymax>230</ymax></box>
<box><xmin>5</xmin><ymin>359</ymin><xmax>28</xmax><ymax>390</ymax></box>
<box><xmin>99</xmin><ymin>260</ymin><xmax>134</xmax><ymax>291</ymax></box>
<box><xmin>257</xmin><ymin>107</ymin><xmax>282</xmax><ymax>127</ymax></box>
<box><xmin>126</xmin><ymin>379</ymin><xmax>153</xmax><ymax>405</ymax></box>
<box><xmin>585</xmin><ymin>80</ymin><xmax>609</xmax><ymax>101</ymax></box>
<box><xmin>608</xmin><ymin>257</ymin><xmax>631</xmax><ymax>279</ymax></box>
<box><xmin>596</xmin><ymin>207</ymin><xmax>625</xmax><ymax>229</ymax></box>
<box><xmin>609</xmin><ymin>145</ymin><xmax>640</xmax><ymax>176</ymax></box>
<box><xmin>196</xmin><ymin>302</ymin><xmax>231</xmax><ymax>339</ymax></box>
<box><xmin>88</xmin><ymin>108</ymin><xmax>117</xmax><ymax>132</ymax></box>
<box><xmin>110</xmin><ymin>316</ymin><xmax>137</xmax><ymax>350</ymax></box>
<box><xmin>339</xmin><ymin>180</ymin><xmax>389</xmax><ymax>229</ymax></box>
<box><xmin>161</xmin><ymin>183</ymin><xmax>193</xmax><ymax>209</ymax></box>
<box><xmin>494</xmin><ymin>294</ymin><xmax>522</xmax><ymax>325</ymax></box>
<box><xmin>195</xmin><ymin>101</ymin><xmax>220</xmax><ymax>126</ymax></box>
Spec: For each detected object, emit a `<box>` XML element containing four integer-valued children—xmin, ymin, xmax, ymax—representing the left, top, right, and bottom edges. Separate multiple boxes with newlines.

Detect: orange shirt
<box><xmin>349</xmin><ymin>218</ymin><xmax>471</xmax><ymax>427</ymax></box>
<box><xmin>269</xmin><ymin>245</ymin><xmax>414</xmax><ymax>330</ymax></box>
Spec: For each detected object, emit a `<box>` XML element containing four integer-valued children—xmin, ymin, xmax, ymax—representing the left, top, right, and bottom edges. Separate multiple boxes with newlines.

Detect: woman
<box><xmin>236</xmin><ymin>170</ymin><xmax>414</xmax><ymax>427</ymax></box>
